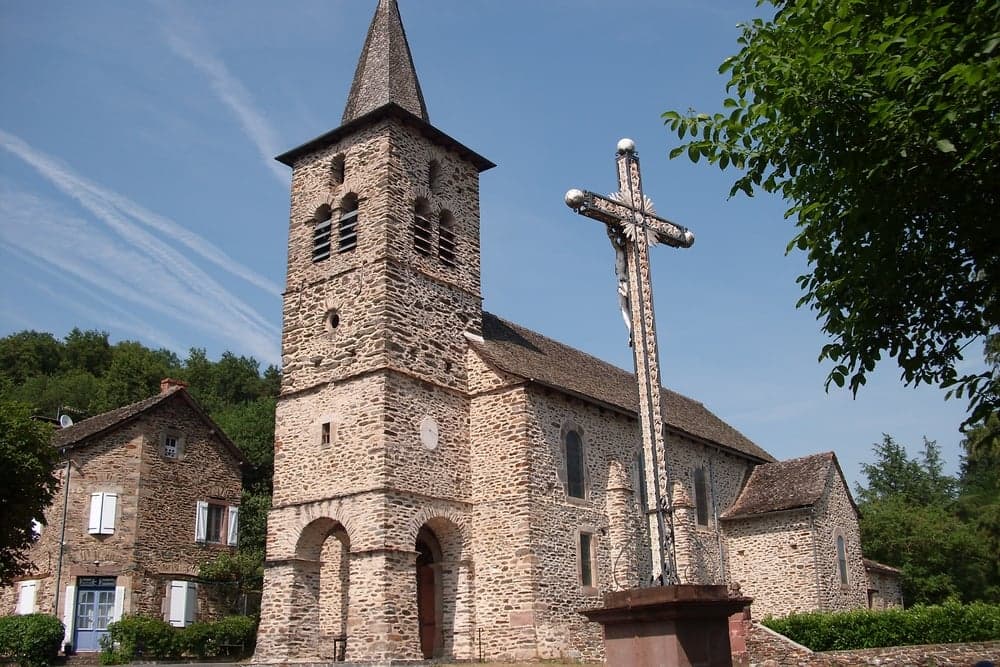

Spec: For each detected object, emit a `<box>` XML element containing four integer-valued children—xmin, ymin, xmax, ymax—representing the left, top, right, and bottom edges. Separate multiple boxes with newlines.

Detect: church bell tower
<box><xmin>255</xmin><ymin>0</ymin><xmax>494</xmax><ymax>662</ymax></box>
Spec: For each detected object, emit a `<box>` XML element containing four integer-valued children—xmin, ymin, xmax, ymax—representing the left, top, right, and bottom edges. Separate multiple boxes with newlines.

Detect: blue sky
<box><xmin>0</xmin><ymin>1</ymin><xmax>978</xmax><ymax>486</ymax></box>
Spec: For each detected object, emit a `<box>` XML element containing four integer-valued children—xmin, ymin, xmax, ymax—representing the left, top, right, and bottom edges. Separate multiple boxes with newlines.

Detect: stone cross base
<box><xmin>580</xmin><ymin>585</ymin><xmax>752</xmax><ymax>667</ymax></box>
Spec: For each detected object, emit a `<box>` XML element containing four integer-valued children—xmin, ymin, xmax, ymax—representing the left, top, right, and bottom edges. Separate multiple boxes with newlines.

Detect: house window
<box><xmin>16</xmin><ymin>580</ymin><xmax>39</xmax><ymax>615</ymax></box>
<box><xmin>438</xmin><ymin>211</ymin><xmax>456</xmax><ymax>268</ymax></box>
<box><xmin>836</xmin><ymin>534</ymin><xmax>849</xmax><ymax>585</ymax></box>
<box><xmin>579</xmin><ymin>532</ymin><xmax>595</xmax><ymax>588</ymax></box>
<box><xmin>338</xmin><ymin>195</ymin><xmax>359</xmax><ymax>253</ymax></box>
<box><xmin>693</xmin><ymin>467</ymin><xmax>710</xmax><ymax>526</ymax></box>
<box><xmin>88</xmin><ymin>492</ymin><xmax>118</xmax><ymax>535</ymax></box>
<box><xmin>414</xmin><ymin>199</ymin><xmax>433</xmax><ymax>255</ymax></box>
<box><xmin>565</xmin><ymin>429</ymin><xmax>586</xmax><ymax>499</ymax></box>
<box><xmin>330</xmin><ymin>153</ymin><xmax>345</xmax><ymax>186</ymax></box>
<box><xmin>167</xmin><ymin>580</ymin><xmax>197</xmax><ymax>628</ymax></box>
<box><xmin>312</xmin><ymin>205</ymin><xmax>333</xmax><ymax>263</ymax></box>
<box><xmin>321</xmin><ymin>421</ymin><xmax>331</xmax><ymax>446</ymax></box>
<box><xmin>195</xmin><ymin>501</ymin><xmax>239</xmax><ymax>546</ymax></box>
<box><xmin>161</xmin><ymin>430</ymin><xmax>184</xmax><ymax>459</ymax></box>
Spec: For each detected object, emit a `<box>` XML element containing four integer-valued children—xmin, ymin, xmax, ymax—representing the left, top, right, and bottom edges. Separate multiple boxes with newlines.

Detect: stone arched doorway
<box><xmin>293</xmin><ymin>517</ymin><xmax>351</xmax><ymax>661</ymax></box>
<box><xmin>416</xmin><ymin>526</ymin><xmax>442</xmax><ymax>659</ymax></box>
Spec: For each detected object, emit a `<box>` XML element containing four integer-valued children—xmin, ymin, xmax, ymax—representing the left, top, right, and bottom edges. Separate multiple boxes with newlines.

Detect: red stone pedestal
<box><xmin>580</xmin><ymin>585</ymin><xmax>752</xmax><ymax>667</ymax></box>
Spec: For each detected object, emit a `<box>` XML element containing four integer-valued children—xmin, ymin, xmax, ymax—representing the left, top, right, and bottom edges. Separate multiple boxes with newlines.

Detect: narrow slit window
<box><xmin>338</xmin><ymin>196</ymin><xmax>359</xmax><ymax>253</ymax></box>
<box><xmin>836</xmin><ymin>534</ymin><xmax>848</xmax><ymax>585</ymax></box>
<box><xmin>565</xmin><ymin>430</ymin><xmax>585</xmax><ymax>499</ymax></box>
<box><xmin>330</xmin><ymin>154</ymin><xmax>345</xmax><ymax>186</ymax></box>
<box><xmin>579</xmin><ymin>532</ymin><xmax>594</xmax><ymax>587</ymax></box>
<box><xmin>438</xmin><ymin>211</ymin><xmax>456</xmax><ymax>268</ymax></box>
<box><xmin>312</xmin><ymin>205</ymin><xmax>333</xmax><ymax>263</ymax></box>
<box><xmin>428</xmin><ymin>159</ymin><xmax>441</xmax><ymax>193</ymax></box>
<box><xmin>694</xmin><ymin>467</ymin><xmax>709</xmax><ymax>526</ymax></box>
<box><xmin>321</xmin><ymin>422</ymin><xmax>331</xmax><ymax>446</ymax></box>
<box><xmin>414</xmin><ymin>199</ymin><xmax>433</xmax><ymax>256</ymax></box>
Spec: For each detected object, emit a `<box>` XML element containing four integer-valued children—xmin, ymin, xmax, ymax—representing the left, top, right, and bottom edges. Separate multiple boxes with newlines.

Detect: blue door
<box><xmin>74</xmin><ymin>578</ymin><xmax>116</xmax><ymax>652</ymax></box>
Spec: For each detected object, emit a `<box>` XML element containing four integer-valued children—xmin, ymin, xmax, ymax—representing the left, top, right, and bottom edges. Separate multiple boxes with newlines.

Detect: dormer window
<box><xmin>338</xmin><ymin>195</ymin><xmax>359</xmax><ymax>253</ymax></box>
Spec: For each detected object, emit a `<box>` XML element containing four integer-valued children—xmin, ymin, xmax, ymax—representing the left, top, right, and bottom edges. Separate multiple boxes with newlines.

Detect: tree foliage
<box><xmin>0</xmin><ymin>329</ymin><xmax>279</xmax><ymax>569</ymax></box>
<box><xmin>856</xmin><ymin>434</ymin><xmax>999</xmax><ymax>604</ymax></box>
<box><xmin>0</xmin><ymin>397</ymin><xmax>59</xmax><ymax>585</ymax></box>
<box><xmin>663</xmin><ymin>0</ymin><xmax>1000</xmax><ymax>426</ymax></box>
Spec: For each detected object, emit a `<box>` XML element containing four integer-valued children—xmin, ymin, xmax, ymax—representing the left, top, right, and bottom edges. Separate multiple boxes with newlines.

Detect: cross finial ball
<box><xmin>617</xmin><ymin>138</ymin><xmax>636</xmax><ymax>154</ymax></box>
<box><xmin>564</xmin><ymin>188</ymin><xmax>586</xmax><ymax>209</ymax></box>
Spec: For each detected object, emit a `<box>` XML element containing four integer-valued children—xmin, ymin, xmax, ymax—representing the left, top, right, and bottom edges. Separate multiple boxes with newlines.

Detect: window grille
<box><xmin>338</xmin><ymin>198</ymin><xmax>359</xmax><ymax>252</ymax></box>
<box><xmin>414</xmin><ymin>201</ymin><xmax>433</xmax><ymax>255</ymax></box>
<box><xmin>438</xmin><ymin>212</ymin><xmax>456</xmax><ymax>268</ymax></box>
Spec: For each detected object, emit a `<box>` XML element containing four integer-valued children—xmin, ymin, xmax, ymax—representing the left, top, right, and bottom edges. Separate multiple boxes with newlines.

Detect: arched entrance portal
<box><xmin>291</xmin><ymin>518</ymin><xmax>351</xmax><ymax>661</ymax></box>
<box><xmin>416</xmin><ymin>526</ymin><xmax>442</xmax><ymax>659</ymax></box>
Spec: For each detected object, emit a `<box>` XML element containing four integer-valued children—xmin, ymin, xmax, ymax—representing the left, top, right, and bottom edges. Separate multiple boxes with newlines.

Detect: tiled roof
<box><xmin>473</xmin><ymin>313</ymin><xmax>775</xmax><ymax>463</ymax></box>
<box><xmin>51</xmin><ymin>387</ymin><xmax>248</xmax><ymax>466</ymax></box>
<box><xmin>863</xmin><ymin>558</ymin><xmax>902</xmax><ymax>575</ymax></box>
<box><xmin>720</xmin><ymin>452</ymin><xmax>835</xmax><ymax>519</ymax></box>
<box><xmin>342</xmin><ymin>0</ymin><xmax>428</xmax><ymax>124</ymax></box>
<box><xmin>52</xmin><ymin>387</ymin><xmax>181</xmax><ymax>449</ymax></box>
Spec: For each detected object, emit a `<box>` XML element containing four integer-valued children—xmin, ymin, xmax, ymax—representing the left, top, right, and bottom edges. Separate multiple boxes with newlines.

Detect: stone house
<box><xmin>0</xmin><ymin>379</ymin><xmax>246</xmax><ymax>652</ymax></box>
<box><xmin>253</xmin><ymin>0</ymin><xmax>901</xmax><ymax>663</ymax></box>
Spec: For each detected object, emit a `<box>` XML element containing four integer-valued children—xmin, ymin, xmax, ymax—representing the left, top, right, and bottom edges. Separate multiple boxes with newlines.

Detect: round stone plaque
<box><xmin>419</xmin><ymin>416</ymin><xmax>439</xmax><ymax>450</ymax></box>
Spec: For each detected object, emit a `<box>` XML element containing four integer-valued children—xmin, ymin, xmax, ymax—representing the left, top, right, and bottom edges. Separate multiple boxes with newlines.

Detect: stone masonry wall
<box><xmin>0</xmin><ymin>396</ymin><xmax>243</xmax><ymax>633</ymax></box>
<box><xmin>865</xmin><ymin>568</ymin><xmax>903</xmax><ymax>609</ymax></box>
<box><xmin>133</xmin><ymin>399</ymin><xmax>243</xmax><ymax>619</ymax></box>
<box><xmin>811</xmin><ymin>472</ymin><xmax>867</xmax><ymax>612</ymax></box>
<box><xmin>724</xmin><ymin>510</ymin><xmax>818</xmax><ymax>618</ymax></box>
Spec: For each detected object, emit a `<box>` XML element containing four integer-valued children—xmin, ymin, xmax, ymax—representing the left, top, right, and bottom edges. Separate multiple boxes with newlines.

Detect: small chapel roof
<box><xmin>720</xmin><ymin>452</ymin><xmax>840</xmax><ymax>519</ymax></box>
<box><xmin>474</xmin><ymin>312</ymin><xmax>775</xmax><ymax>463</ymax></box>
<box><xmin>342</xmin><ymin>0</ymin><xmax>428</xmax><ymax>125</ymax></box>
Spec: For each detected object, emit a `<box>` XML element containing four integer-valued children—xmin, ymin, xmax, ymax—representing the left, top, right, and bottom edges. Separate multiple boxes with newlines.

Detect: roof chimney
<box><xmin>160</xmin><ymin>378</ymin><xmax>189</xmax><ymax>394</ymax></box>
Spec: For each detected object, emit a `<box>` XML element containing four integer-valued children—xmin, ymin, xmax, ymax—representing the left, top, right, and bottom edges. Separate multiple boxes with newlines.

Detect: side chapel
<box><xmin>254</xmin><ymin>1</ymin><xmax>900</xmax><ymax>663</ymax></box>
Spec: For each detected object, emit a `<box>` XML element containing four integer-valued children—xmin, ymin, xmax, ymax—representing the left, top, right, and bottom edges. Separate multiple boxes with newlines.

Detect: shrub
<box><xmin>763</xmin><ymin>601</ymin><xmax>1000</xmax><ymax>651</ymax></box>
<box><xmin>100</xmin><ymin>616</ymin><xmax>179</xmax><ymax>663</ymax></box>
<box><xmin>178</xmin><ymin>616</ymin><xmax>256</xmax><ymax>658</ymax></box>
<box><xmin>0</xmin><ymin>614</ymin><xmax>65</xmax><ymax>667</ymax></box>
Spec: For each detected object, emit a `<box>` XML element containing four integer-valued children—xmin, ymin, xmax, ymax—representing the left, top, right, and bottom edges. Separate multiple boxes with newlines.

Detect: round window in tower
<box><xmin>324</xmin><ymin>309</ymin><xmax>340</xmax><ymax>332</ymax></box>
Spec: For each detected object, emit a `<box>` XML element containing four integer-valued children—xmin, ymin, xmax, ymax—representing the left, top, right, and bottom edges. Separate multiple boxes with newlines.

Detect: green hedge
<box><xmin>0</xmin><ymin>614</ymin><xmax>65</xmax><ymax>667</ymax></box>
<box><xmin>99</xmin><ymin>615</ymin><xmax>256</xmax><ymax>664</ymax></box>
<box><xmin>762</xmin><ymin>601</ymin><xmax>1000</xmax><ymax>651</ymax></box>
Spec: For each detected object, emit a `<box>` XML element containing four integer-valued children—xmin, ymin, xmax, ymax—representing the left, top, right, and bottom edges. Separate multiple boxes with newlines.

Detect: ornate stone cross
<box><xmin>565</xmin><ymin>139</ymin><xmax>694</xmax><ymax>586</ymax></box>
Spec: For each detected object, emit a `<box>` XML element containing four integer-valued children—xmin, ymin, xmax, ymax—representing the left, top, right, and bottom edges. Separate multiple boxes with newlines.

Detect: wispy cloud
<box><xmin>0</xmin><ymin>132</ymin><xmax>281</xmax><ymax>364</ymax></box>
<box><xmin>0</xmin><ymin>130</ymin><xmax>281</xmax><ymax>298</ymax></box>
<box><xmin>159</xmin><ymin>6</ymin><xmax>288</xmax><ymax>186</ymax></box>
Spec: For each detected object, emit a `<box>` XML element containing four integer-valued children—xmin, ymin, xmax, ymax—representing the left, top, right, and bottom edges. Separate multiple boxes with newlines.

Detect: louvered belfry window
<box><xmin>338</xmin><ymin>195</ymin><xmax>359</xmax><ymax>253</ymax></box>
<box><xmin>312</xmin><ymin>205</ymin><xmax>333</xmax><ymax>263</ymax></box>
<box><xmin>414</xmin><ymin>199</ymin><xmax>433</xmax><ymax>255</ymax></box>
<box><xmin>438</xmin><ymin>211</ymin><xmax>456</xmax><ymax>268</ymax></box>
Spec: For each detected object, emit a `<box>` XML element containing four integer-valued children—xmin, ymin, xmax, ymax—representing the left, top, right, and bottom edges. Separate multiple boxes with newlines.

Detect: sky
<box><xmin>0</xmin><ymin>0</ymin><xmax>980</xmax><ymax>487</ymax></box>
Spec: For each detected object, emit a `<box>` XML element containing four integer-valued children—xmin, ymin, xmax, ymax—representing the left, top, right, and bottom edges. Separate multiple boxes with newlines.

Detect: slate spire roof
<box><xmin>342</xmin><ymin>0</ymin><xmax>429</xmax><ymax>124</ymax></box>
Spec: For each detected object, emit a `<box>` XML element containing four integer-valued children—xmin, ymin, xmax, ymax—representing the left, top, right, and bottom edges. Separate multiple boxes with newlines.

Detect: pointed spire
<box><xmin>342</xmin><ymin>0</ymin><xmax>429</xmax><ymax>124</ymax></box>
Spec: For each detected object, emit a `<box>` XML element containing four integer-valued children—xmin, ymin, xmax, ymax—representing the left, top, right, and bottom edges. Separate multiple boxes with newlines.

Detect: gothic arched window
<box><xmin>565</xmin><ymin>429</ymin><xmax>585</xmax><ymax>499</ymax></box>
<box><xmin>338</xmin><ymin>195</ymin><xmax>359</xmax><ymax>253</ymax></box>
<box><xmin>438</xmin><ymin>210</ymin><xmax>456</xmax><ymax>268</ymax></box>
<box><xmin>413</xmin><ymin>199</ymin><xmax>432</xmax><ymax>256</ymax></box>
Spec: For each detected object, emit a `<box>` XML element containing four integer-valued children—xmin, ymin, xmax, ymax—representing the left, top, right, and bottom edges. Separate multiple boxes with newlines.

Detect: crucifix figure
<box><xmin>565</xmin><ymin>138</ymin><xmax>695</xmax><ymax>586</ymax></box>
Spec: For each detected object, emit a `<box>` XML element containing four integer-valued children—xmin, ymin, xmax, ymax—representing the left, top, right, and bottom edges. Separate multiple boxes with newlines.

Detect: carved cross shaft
<box><xmin>565</xmin><ymin>139</ymin><xmax>694</xmax><ymax>586</ymax></box>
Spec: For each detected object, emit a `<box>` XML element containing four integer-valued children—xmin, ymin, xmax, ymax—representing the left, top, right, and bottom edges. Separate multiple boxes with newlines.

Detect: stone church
<box><xmin>253</xmin><ymin>1</ymin><xmax>899</xmax><ymax>663</ymax></box>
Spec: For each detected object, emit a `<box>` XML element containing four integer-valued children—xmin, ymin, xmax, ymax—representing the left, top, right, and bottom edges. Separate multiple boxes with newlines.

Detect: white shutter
<box><xmin>16</xmin><ymin>581</ymin><xmax>37</xmax><ymax>614</ymax></box>
<box><xmin>112</xmin><ymin>585</ymin><xmax>126</xmax><ymax>623</ymax></box>
<box><xmin>88</xmin><ymin>493</ymin><xmax>103</xmax><ymax>534</ymax></box>
<box><xmin>100</xmin><ymin>493</ymin><xmax>118</xmax><ymax>534</ymax></box>
<box><xmin>184</xmin><ymin>582</ymin><xmax>197</xmax><ymax>626</ymax></box>
<box><xmin>195</xmin><ymin>501</ymin><xmax>208</xmax><ymax>542</ymax></box>
<box><xmin>227</xmin><ymin>506</ymin><xmax>239</xmax><ymax>546</ymax></box>
<box><xmin>168</xmin><ymin>581</ymin><xmax>187</xmax><ymax>627</ymax></box>
<box><xmin>63</xmin><ymin>585</ymin><xmax>76</xmax><ymax>645</ymax></box>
